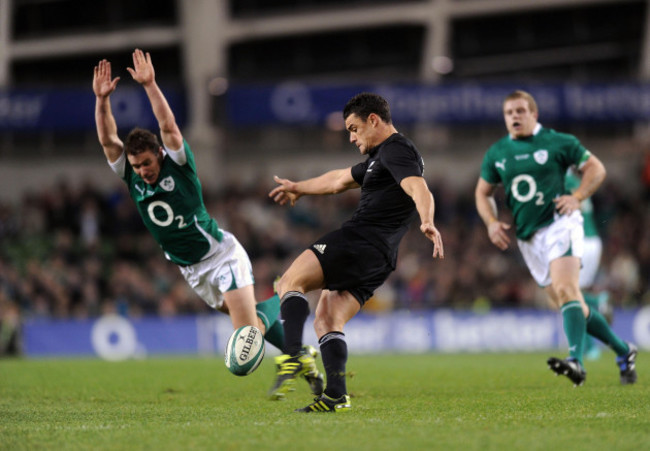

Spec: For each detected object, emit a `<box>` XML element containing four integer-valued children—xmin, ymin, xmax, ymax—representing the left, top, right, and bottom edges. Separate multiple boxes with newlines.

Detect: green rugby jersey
<box><xmin>565</xmin><ymin>171</ymin><xmax>598</xmax><ymax>238</ymax></box>
<box><xmin>113</xmin><ymin>140</ymin><xmax>223</xmax><ymax>265</ymax></box>
<box><xmin>480</xmin><ymin>125</ymin><xmax>590</xmax><ymax>240</ymax></box>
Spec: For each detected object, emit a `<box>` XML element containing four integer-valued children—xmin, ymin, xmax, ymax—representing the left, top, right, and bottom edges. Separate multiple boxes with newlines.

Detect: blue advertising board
<box><xmin>22</xmin><ymin>308</ymin><xmax>650</xmax><ymax>360</ymax></box>
<box><xmin>225</xmin><ymin>82</ymin><xmax>650</xmax><ymax>126</ymax></box>
<box><xmin>0</xmin><ymin>86</ymin><xmax>185</xmax><ymax>131</ymax></box>
<box><xmin>2</xmin><ymin>82</ymin><xmax>650</xmax><ymax>131</ymax></box>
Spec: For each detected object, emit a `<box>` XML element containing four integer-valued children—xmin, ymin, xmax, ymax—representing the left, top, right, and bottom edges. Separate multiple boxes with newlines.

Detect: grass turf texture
<box><xmin>1</xmin><ymin>352</ymin><xmax>648</xmax><ymax>450</ymax></box>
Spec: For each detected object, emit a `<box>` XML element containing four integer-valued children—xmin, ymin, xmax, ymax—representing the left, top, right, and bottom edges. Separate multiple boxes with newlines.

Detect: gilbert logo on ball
<box><xmin>225</xmin><ymin>325</ymin><xmax>265</xmax><ymax>376</ymax></box>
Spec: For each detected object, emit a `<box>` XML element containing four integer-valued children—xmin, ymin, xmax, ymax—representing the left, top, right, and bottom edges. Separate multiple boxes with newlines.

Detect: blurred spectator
<box><xmin>0</xmin><ymin>296</ymin><xmax>22</xmax><ymax>356</ymax></box>
<box><xmin>642</xmin><ymin>145</ymin><xmax>650</xmax><ymax>200</ymax></box>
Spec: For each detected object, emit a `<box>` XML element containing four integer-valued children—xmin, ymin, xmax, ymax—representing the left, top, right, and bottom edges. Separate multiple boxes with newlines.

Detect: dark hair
<box><xmin>343</xmin><ymin>92</ymin><xmax>392</xmax><ymax>123</ymax></box>
<box><xmin>124</xmin><ymin>128</ymin><xmax>161</xmax><ymax>156</ymax></box>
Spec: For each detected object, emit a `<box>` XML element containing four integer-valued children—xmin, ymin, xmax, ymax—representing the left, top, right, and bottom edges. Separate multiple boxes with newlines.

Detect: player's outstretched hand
<box><xmin>93</xmin><ymin>59</ymin><xmax>120</xmax><ymax>98</ymax></box>
<box><xmin>420</xmin><ymin>223</ymin><xmax>444</xmax><ymax>259</ymax></box>
<box><xmin>488</xmin><ymin>220</ymin><xmax>511</xmax><ymax>251</ymax></box>
<box><xmin>126</xmin><ymin>48</ymin><xmax>155</xmax><ymax>86</ymax></box>
<box><xmin>269</xmin><ymin>175</ymin><xmax>302</xmax><ymax>207</ymax></box>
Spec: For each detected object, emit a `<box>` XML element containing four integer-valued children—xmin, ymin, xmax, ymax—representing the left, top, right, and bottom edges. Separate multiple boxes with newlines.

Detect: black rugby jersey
<box><xmin>344</xmin><ymin>133</ymin><xmax>424</xmax><ymax>267</ymax></box>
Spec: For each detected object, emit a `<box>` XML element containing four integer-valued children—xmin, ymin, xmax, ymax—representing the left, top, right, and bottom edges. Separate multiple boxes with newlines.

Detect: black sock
<box><xmin>280</xmin><ymin>291</ymin><xmax>310</xmax><ymax>356</ymax></box>
<box><xmin>319</xmin><ymin>331</ymin><xmax>348</xmax><ymax>399</ymax></box>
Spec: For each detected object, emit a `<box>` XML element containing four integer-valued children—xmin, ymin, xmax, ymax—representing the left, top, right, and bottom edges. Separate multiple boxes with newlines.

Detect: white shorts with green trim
<box><xmin>517</xmin><ymin>210</ymin><xmax>584</xmax><ymax>287</ymax></box>
<box><xmin>178</xmin><ymin>230</ymin><xmax>254</xmax><ymax>309</ymax></box>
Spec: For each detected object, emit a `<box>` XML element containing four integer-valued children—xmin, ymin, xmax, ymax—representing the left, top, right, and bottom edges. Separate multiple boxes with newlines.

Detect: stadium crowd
<box><xmin>0</xmin><ymin>167</ymin><xmax>648</xmax><ymax>352</ymax></box>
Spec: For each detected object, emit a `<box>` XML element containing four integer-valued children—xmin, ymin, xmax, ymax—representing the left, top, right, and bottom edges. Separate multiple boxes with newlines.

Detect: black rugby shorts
<box><xmin>309</xmin><ymin>228</ymin><xmax>394</xmax><ymax>306</ymax></box>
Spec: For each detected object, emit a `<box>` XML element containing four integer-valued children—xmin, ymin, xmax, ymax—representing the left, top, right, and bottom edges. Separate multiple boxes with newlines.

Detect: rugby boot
<box><xmin>547</xmin><ymin>357</ymin><xmax>587</xmax><ymax>387</ymax></box>
<box><xmin>295</xmin><ymin>393</ymin><xmax>351</xmax><ymax>413</ymax></box>
<box><xmin>269</xmin><ymin>345</ymin><xmax>323</xmax><ymax>400</ymax></box>
<box><xmin>617</xmin><ymin>342</ymin><xmax>638</xmax><ymax>385</ymax></box>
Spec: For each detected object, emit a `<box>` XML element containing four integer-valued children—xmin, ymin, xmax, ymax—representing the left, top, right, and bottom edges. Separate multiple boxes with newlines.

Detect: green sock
<box><xmin>582</xmin><ymin>291</ymin><xmax>599</xmax><ymax>312</ymax></box>
<box><xmin>263</xmin><ymin>320</ymin><xmax>285</xmax><ymax>351</ymax></box>
<box><xmin>255</xmin><ymin>294</ymin><xmax>280</xmax><ymax>330</ymax></box>
<box><xmin>255</xmin><ymin>294</ymin><xmax>284</xmax><ymax>350</ymax></box>
<box><xmin>582</xmin><ymin>292</ymin><xmax>600</xmax><ymax>353</ymax></box>
<box><xmin>561</xmin><ymin>301</ymin><xmax>586</xmax><ymax>365</ymax></box>
<box><xmin>586</xmin><ymin>306</ymin><xmax>629</xmax><ymax>357</ymax></box>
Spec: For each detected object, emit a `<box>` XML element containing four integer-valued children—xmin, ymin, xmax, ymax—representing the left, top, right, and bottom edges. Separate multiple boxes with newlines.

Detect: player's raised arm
<box><xmin>93</xmin><ymin>59</ymin><xmax>124</xmax><ymax>163</ymax></box>
<box><xmin>127</xmin><ymin>49</ymin><xmax>183</xmax><ymax>151</ymax></box>
<box><xmin>475</xmin><ymin>177</ymin><xmax>511</xmax><ymax>251</ymax></box>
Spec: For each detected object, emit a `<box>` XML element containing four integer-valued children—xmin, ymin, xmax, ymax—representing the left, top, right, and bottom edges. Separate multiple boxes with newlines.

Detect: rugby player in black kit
<box><xmin>268</xmin><ymin>92</ymin><xmax>444</xmax><ymax>412</ymax></box>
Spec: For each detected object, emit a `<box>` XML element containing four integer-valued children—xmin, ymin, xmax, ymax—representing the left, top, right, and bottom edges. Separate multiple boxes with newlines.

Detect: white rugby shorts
<box><xmin>517</xmin><ymin>210</ymin><xmax>584</xmax><ymax>287</ymax></box>
<box><xmin>178</xmin><ymin>230</ymin><xmax>254</xmax><ymax>309</ymax></box>
<box><xmin>579</xmin><ymin>236</ymin><xmax>602</xmax><ymax>288</ymax></box>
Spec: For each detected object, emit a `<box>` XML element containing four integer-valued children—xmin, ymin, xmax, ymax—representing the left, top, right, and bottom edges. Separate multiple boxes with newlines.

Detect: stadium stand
<box><xmin>0</xmin><ymin>0</ymin><xmax>648</xmax><ymax>334</ymax></box>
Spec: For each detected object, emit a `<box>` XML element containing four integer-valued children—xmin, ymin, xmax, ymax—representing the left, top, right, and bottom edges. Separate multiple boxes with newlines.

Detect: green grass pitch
<box><xmin>1</xmin><ymin>352</ymin><xmax>648</xmax><ymax>450</ymax></box>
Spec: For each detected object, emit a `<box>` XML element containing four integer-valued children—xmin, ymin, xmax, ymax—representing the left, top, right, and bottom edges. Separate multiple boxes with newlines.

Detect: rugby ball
<box><xmin>224</xmin><ymin>325</ymin><xmax>265</xmax><ymax>376</ymax></box>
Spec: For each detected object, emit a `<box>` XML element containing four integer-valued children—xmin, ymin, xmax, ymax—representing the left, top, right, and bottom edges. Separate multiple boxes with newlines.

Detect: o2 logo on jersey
<box><xmin>147</xmin><ymin>200</ymin><xmax>187</xmax><ymax>228</ymax></box>
<box><xmin>511</xmin><ymin>174</ymin><xmax>544</xmax><ymax>206</ymax></box>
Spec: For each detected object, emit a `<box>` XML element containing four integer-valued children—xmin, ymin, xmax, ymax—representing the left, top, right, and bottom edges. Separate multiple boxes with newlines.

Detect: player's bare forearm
<box><xmin>298</xmin><ymin>168</ymin><xmax>356</xmax><ymax>195</ymax></box>
<box><xmin>573</xmin><ymin>155</ymin><xmax>606</xmax><ymax>201</ymax></box>
<box><xmin>402</xmin><ymin>177</ymin><xmax>435</xmax><ymax>226</ymax></box>
<box><xmin>142</xmin><ymin>82</ymin><xmax>183</xmax><ymax>149</ymax></box>
<box><xmin>416</xmin><ymin>196</ymin><xmax>444</xmax><ymax>259</ymax></box>
<box><xmin>95</xmin><ymin>98</ymin><xmax>112</xmax><ymax>140</ymax></box>
<box><xmin>143</xmin><ymin>82</ymin><xmax>174</xmax><ymax>128</ymax></box>
<box><xmin>95</xmin><ymin>97</ymin><xmax>123</xmax><ymax>162</ymax></box>
<box><xmin>400</xmin><ymin>176</ymin><xmax>443</xmax><ymax>257</ymax></box>
<box><xmin>475</xmin><ymin>178</ymin><xmax>510</xmax><ymax>250</ymax></box>
<box><xmin>476</xmin><ymin>194</ymin><xmax>498</xmax><ymax>227</ymax></box>
<box><xmin>475</xmin><ymin>186</ymin><xmax>496</xmax><ymax>227</ymax></box>
<box><xmin>270</xmin><ymin>169</ymin><xmax>357</xmax><ymax>207</ymax></box>
<box><xmin>555</xmin><ymin>156</ymin><xmax>606</xmax><ymax>215</ymax></box>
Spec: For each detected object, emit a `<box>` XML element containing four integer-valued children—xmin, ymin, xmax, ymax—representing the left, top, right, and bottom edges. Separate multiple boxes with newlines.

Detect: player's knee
<box><xmin>553</xmin><ymin>281</ymin><xmax>581</xmax><ymax>303</ymax></box>
<box><xmin>313</xmin><ymin>314</ymin><xmax>338</xmax><ymax>337</ymax></box>
<box><xmin>275</xmin><ymin>274</ymin><xmax>295</xmax><ymax>298</ymax></box>
<box><xmin>276</xmin><ymin>272</ymin><xmax>310</xmax><ymax>298</ymax></box>
<box><xmin>545</xmin><ymin>295</ymin><xmax>561</xmax><ymax>311</ymax></box>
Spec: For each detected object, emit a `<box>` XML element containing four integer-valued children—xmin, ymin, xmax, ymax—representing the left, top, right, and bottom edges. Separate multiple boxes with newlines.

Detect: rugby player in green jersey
<box><xmin>475</xmin><ymin>90</ymin><xmax>637</xmax><ymax>386</ymax></box>
<box><xmin>92</xmin><ymin>49</ymin><xmax>323</xmax><ymax>390</ymax></box>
